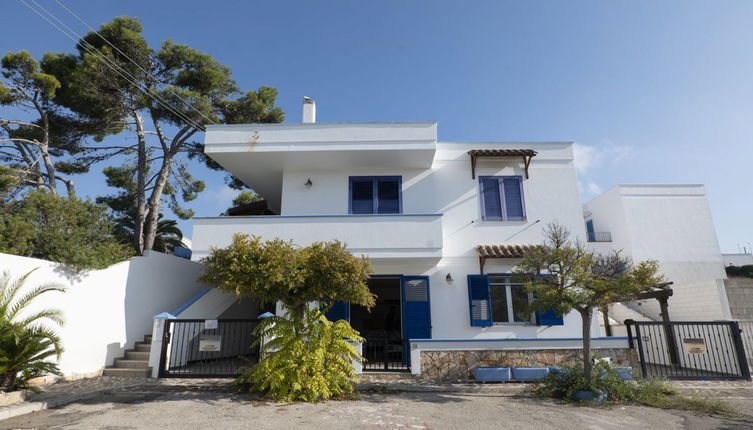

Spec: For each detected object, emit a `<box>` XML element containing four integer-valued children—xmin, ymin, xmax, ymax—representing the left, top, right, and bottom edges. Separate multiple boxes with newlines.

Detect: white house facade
<box><xmin>187</xmin><ymin>101</ymin><xmax>637</xmax><ymax>379</ymax></box>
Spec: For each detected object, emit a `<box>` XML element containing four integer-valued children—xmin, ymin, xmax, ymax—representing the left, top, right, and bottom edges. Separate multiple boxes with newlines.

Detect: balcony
<box><xmin>191</xmin><ymin>214</ymin><xmax>443</xmax><ymax>266</ymax></box>
<box><xmin>587</xmin><ymin>231</ymin><xmax>612</xmax><ymax>242</ymax></box>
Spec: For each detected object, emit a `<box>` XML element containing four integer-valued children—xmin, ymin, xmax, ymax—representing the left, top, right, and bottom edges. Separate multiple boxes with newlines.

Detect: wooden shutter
<box><xmin>467</xmin><ymin>274</ymin><xmax>492</xmax><ymax>327</ymax></box>
<box><xmin>535</xmin><ymin>309</ymin><xmax>564</xmax><ymax>326</ymax></box>
<box><xmin>503</xmin><ymin>177</ymin><xmax>525</xmax><ymax>220</ymax></box>
<box><xmin>350</xmin><ymin>179</ymin><xmax>374</xmax><ymax>214</ymax></box>
<box><xmin>323</xmin><ymin>300</ymin><xmax>350</xmax><ymax>322</ymax></box>
<box><xmin>481</xmin><ymin>178</ymin><xmax>503</xmax><ymax>220</ymax></box>
<box><xmin>376</xmin><ymin>178</ymin><xmax>400</xmax><ymax>214</ymax></box>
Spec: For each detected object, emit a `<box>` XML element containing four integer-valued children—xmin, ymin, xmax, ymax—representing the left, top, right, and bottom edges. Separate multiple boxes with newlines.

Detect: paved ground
<box><xmin>0</xmin><ymin>379</ymin><xmax>751</xmax><ymax>429</ymax></box>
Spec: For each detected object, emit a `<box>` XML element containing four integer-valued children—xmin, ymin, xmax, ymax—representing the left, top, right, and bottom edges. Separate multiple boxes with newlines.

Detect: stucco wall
<box><xmin>726</xmin><ymin>277</ymin><xmax>753</xmax><ymax>320</ymax></box>
<box><xmin>0</xmin><ymin>252</ymin><xmax>207</xmax><ymax>380</ymax></box>
<box><xmin>585</xmin><ymin>185</ymin><xmax>731</xmax><ymax>321</ymax></box>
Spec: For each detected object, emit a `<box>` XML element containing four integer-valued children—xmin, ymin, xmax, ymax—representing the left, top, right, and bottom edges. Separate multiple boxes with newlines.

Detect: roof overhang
<box><xmin>204</xmin><ymin>122</ymin><xmax>437</xmax><ymax>212</ymax></box>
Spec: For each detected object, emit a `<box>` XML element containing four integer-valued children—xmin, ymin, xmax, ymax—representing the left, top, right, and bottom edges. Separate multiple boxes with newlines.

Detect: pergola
<box><xmin>467</xmin><ymin>149</ymin><xmax>537</xmax><ymax>179</ymax></box>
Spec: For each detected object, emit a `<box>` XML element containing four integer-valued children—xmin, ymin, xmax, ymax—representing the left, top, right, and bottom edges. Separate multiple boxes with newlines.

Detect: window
<box><xmin>349</xmin><ymin>176</ymin><xmax>402</xmax><ymax>214</ymax></box>
<box><xmin>479</xmin><ymin>176</ymin><xmax>525</xmax><ymax>221</ymax></box>
<box><xmin>489</xmin><ymin>276</ymin><xmax>533</xmax><ymax>324</ymax></box>
<box><xmin>467</xmin><ymin>274</ymin><xmax>564</xmax><ymax>327</ymax></box>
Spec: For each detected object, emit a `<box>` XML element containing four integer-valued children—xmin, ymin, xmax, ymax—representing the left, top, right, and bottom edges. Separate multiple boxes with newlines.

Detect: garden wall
<box><xmin>0</xmin><ymin>251</ymin><xmax>208</xmax><ymax>381</ymax></box>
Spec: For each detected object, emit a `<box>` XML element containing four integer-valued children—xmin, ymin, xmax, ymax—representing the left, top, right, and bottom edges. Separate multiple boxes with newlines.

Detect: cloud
<box><xmin>574</xmin><ymin>140</ymin><xmax>632</xmax><ymax>199</ymax></box>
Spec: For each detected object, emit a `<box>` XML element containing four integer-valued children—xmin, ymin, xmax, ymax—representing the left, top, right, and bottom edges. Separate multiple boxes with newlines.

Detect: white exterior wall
<box><xmin>585</xmin><ymin>185</ymin><xmax>731</xmax><ymax>321</ymax></box>
<box><xmin>192</xmin><ymin>139</ymin><xmax>601</xmax><ymax>340</ymax></box>
<box><xmin>0</xmin><ymin>252</ymin><xmax>207</xmax><ymax>380</ymax></box>
<box><xmin>723</xmin><ymin>253</ymin><xmax>753</xmax><ymax>267</ymax></box>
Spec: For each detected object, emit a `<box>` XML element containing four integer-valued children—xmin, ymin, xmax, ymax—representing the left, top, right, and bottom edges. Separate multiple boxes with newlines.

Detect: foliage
<box><xmin>0</xmin><ymin>270</ymin><xmax>65</xmax><ymax>392</ymax></box>
<box><xmin>516</xmin><ymin>223</ymin><xmax>663</xmax><ymax>384</ymax></box>
<box><xmin>231</xmin><ymin>190</ymin><xmax>263</xmax><ymax>207</ymax></box>
<box><xmin>43</xmin><ymin>16</ymin><xmax>284</xmax><ymax>252</ymax></box>
<box><xmin>0</xmin><ymin>190</ymin><xmax>132</xmax><ymax>272</ymax></box>
<box><xmin>114</xmin><ymin>212</ymin><xmax>183</xmax><ymax>254</ymax></box>
<box><xmin>200</xmin><ymin>235</ymin><xmax>374</xmax><ymax>401</ymax></box>
<box><xmin>725</xmin><ymin>265</ymin><xmax>753</xmax><ymax>278</ymax></box>
<box><xmin>0</xmin><ymin>51</ymin><xmax>103</xmax><ymax>197</ymax></box>
<box><xmin>239</xmin><ymin>308</ymin><xmax>364</xmax><ymax>402</ymax></box>
<box><xmin>536</xmin><ymin>361</ymin><xmax>738</xmax><ymax>416</ymax></box>
<box><xmin>200</xmin><ymin>234</ymin><xmax>375</xmax><ymax>316</ymax></box>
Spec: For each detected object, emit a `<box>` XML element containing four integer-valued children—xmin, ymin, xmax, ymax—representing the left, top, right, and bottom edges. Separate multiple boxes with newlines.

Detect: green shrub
<box><xmin>238</xmin><ymin>307</ymin><xmax>364</xmax><ymax>402</ymax></box>
<box><xmin>726</xmin><ymin>265</ymin><xmax>753</xmax><ymax>278</ymax></box>
<box><xmin>0</xmin><ymin>270</ymin><xmax>65</xmax><ymax>392</ymax></box>
<box><xmin>536</xmin><ymin>360</ymin><xmax>738</xmax><ymax>416</ymax></box>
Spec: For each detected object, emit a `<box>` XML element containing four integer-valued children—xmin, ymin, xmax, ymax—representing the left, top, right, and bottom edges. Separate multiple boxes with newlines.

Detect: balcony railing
<box><xmin>587</xmin><ymin>231</ymin><xmax>612</xmax><ymax>242</ymax></box>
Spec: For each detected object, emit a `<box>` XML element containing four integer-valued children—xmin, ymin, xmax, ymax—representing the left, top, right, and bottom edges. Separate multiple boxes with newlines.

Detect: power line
<box><xmin>19</xmin><ymin>0</ymin><xmax>205</xmax><ymax>132</ymax></box>
<box><xmin>51</xmin><ymin>0</ymin><xmax>219</xmax><ymax>127</ymax></box>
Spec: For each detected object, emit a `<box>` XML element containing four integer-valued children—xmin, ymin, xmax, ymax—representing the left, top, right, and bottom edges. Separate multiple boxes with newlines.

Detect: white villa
<box><xmin>0</xmin><ymin>99</ymin><xmax>736</xmax><ymax>381</ymax></box>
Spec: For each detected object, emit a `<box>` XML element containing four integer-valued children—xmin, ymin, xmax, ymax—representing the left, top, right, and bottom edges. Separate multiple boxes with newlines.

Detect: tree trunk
<box><xmin>142</xmin><ymin>153</ymin><xmax>174</xmax><ymax>251</ymax></box>
<box><xmin>132</xmin><ymin>113</ymin><xmax>147</xmax><ymax>254</ymax></box>
<box><xmin>581</xmin><ymin>308</ymin><xmax>594</xmax><ymax>385</ymax></box>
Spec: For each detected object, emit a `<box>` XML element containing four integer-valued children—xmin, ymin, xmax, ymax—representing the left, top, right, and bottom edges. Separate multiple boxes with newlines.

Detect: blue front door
<box><xmin>401</xmin><ymin>276</ymin><xmax>432</xmax><ymax>352</ymax></box>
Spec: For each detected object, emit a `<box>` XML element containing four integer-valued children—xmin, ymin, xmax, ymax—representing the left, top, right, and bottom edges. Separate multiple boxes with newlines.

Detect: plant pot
<box><xmin>474</xmin><ymin>367</ymin><xmax>511</xmax><ymax>383</ymax></box>
<box><xmin>512</xmin><ymin>367</ymin><xmax>549</xmax><ymax>382</ymax></box>
<box><xmin>572</xmin><ymin>390</ymin><xmax>607</xmax><ymax>402</ymax></box>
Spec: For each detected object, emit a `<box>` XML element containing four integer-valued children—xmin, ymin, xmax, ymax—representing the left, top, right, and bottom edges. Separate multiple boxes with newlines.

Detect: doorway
<box><xmin>350</xmin><ymin>277</ymin><xmax>406</xmax><ymax>371</ymax></box>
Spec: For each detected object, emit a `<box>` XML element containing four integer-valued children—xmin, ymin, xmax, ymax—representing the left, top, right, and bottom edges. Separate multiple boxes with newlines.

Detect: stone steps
<box><xmin>102</xmin><ymin>333</ymin><xmax>152</xmax><ymax>378</ymax></box>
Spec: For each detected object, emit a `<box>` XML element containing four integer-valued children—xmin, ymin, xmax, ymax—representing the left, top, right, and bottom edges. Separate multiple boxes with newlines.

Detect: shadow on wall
<box><xmin>117</xmin><ymin>251</ymin><xmax>210</xmax><ymax>368</ymax></box>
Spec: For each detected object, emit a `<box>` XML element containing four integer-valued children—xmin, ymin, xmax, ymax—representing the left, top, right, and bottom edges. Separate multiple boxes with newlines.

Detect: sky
<box><xmin>2</xmin><ymin>0</ymin><xmax>752</xmax><ymax>252</ymax></box>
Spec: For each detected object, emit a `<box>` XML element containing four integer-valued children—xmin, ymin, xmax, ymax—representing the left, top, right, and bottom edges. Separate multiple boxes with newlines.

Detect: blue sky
<box><xmin>2</xmin><ymin>1</ymin><xmax>752</xmax><ymax>252</ymax></box>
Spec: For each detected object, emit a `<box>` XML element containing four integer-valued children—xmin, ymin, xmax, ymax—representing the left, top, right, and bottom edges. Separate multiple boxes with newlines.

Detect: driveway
<box><xmin>2</xmin><ymin>384</ymin><xmax>753</xmax><ymax>430</ymax></box>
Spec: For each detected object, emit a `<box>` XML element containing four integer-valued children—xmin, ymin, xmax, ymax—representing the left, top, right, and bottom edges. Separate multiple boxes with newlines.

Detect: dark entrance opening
<box><xmin>350</xmin><ymin>277</ymin><xmax>408</xmax><ymax>371</ymax></box>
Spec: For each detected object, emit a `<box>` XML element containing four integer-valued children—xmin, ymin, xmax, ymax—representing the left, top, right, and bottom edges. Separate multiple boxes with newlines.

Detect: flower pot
<box><xmin>474</xmin><ymin>367</ymin><xmax>511</xmax><ymax>383</ymax></box>
<box><xmin>572</xmin><ymin>390</ymin><xmax>607</xmax><ymax>402</ymax></box>
<box><xmin>512</xmin><ymin>367</ymin><xmax>549</xmax><ymax>382</ymax></box>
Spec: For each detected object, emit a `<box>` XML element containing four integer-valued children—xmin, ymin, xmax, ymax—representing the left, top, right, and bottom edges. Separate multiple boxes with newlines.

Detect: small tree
<box><xmin>200</xmin><ymin>234</ymin><xmax>375</xmax><ymax>401</ymax></box>
<box><xmin>0</xmin><ymin>190</ymin><xmax>132</xmax><ymax>272</ymax></box>
<box><xmin>517</xmin><ymin>223</ymin><xmax>662</xmax><ymax>385</ymax></box>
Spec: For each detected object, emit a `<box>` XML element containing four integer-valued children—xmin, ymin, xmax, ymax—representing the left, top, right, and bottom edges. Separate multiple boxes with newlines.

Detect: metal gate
<box><xmin>362</xmin><ymin>331</ymin><xmax>410</xmax><ymax>371</ymax></box>
<box><xmin>158</xmin><ymin>319</ymin><xmax>260</xmax><ymax>378</ymax></box>
<box><xmin>625</xmin><ymin>320</ymin><xmax>751</xmax><ymax>380</ymax></box>
<box><xmin>741</xmin><ymin>320</ymin><xmax>753</xmax><ymax>372</ymax></box>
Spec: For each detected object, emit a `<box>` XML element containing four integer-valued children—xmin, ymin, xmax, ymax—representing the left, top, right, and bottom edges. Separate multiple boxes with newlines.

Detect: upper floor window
<box><xmin>479</xmin><ymin>176</ymin><xmax>525</xmax><ymax>221</ymax></box>
<box><xmin>349</xmin><ymin>176</ymin><xmax>402</xmax><ymax>214</ymax></box>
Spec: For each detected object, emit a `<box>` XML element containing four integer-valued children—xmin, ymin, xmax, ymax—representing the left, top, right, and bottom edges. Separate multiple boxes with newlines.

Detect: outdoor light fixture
<box><xmin>446</xmin><ymin>273</ymin><xmax>453</xmax><ymax>282</ymax></box>
<box><xmin>304</xmin><ymin>178</ymin><xmax>313</xmax><ymax>188</ymax></box>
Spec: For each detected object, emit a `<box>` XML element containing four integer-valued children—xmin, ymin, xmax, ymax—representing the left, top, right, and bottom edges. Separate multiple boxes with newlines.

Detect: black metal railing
<box><xmin>626</xmin><ymin>320</ymin><xmax>751</xmax><ymax>380</ymax></box>
<box><xmin>740</xmin><ymin>320</ymin><xmax>753</xmax><ymax>373</ymax></box>
<box><xmin>587</xmin><ymin>231</ymin><xmax>612</xmax><ymax>242</ymax></box>
<box><xmin>362</xmin><ymin>331</ymin><xmax>410</xmax><ymax>372</ymax></box>
<box><xmin>159</xmin><ymin>319</ymin><xmax>260</xmax><ymax>378</ymax></box>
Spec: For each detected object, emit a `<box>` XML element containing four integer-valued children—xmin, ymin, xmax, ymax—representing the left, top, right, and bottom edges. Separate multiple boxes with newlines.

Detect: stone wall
<box><xmin>725</xmin><ymin>277</ymin><xmax>753</xmax><ymax>320</ymax></box>
<box><xmin>419</xmin><ymin>348</ymin><xmax>639</xmax><ymax>381</ymax></box>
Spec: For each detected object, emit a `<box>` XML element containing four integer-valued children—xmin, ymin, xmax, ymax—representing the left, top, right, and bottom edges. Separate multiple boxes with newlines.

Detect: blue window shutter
<box><xmin>503</xmin><ymin>177</ymin><xmax>525</xmax><ymax>220</ymax></box>
<box><xmin>324</xmin><ymin>300</ymin><xmax>350</xmax><ymax>322</ymax></box>
<box><xmin>350</xmin><ymin>179</ymin><xmax>374</xmax><ymax>214</ymax></box>
<box><xmin>481</xmin><ymin>178</ymin><xmax>503</xmax><ymax>220</ymax></box>
<box><xmin>377</xmin><ymin>179</ymin><xmax>400</xmax><ymax>214</ymax></box>
<box><xmin>536</xmin><ymin>309</ymin><xmax>564</xmax><ymax>326</ymax></box>
<box><xmin>467</xmin><ymin>274</ymin><xmax>492</xmax><ymax>327</ymax></box>
<box><xmin>586</xmin><ymin>219</ymin><xmax>595</xmax><ymax>242</ymax></box>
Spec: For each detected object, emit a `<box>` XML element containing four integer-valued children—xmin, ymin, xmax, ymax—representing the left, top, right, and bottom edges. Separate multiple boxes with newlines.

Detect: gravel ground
<box><xmin>2</xmin><ymin>380</ymin><xmax>753</xmax><ymax>430</ymax></box>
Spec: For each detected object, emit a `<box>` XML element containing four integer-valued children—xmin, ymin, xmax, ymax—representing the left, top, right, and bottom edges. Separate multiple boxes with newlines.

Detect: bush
<box><xmin>536</xmin><ymin>360</ymin><xmax>738</xmax><ymax>416</ymax></box>
<box><xmin>238</xmin><ymin>307</ymin><xmax>364</xmax><ymax>402</ymax></box>
<box><xmin>726</xmin><ymin>265</ymin><xmax>753</xmax><ymax>278</ymax></box>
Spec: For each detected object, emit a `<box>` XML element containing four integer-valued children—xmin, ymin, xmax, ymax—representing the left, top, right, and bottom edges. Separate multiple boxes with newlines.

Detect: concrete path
<box><xmin>0</xmin><ymin>378</ymin><xmax>752</xmax><ymax>429</ymax></box>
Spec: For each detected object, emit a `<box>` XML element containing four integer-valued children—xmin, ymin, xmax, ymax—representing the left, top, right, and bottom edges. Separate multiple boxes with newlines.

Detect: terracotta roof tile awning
<box><xmin>476</xmin><ymin>244</ymin><xmax>538</xmax><ymax>273</ymax></box>
<box><xmin>467</xmin><ymin>149</ymin><xmax>538</xmax><ymax>179</ymax></box>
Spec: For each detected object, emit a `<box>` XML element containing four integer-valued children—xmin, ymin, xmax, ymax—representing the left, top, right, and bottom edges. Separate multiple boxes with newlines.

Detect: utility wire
<box><xmin>19</xmin><ymin>0</ymin><xmax>205</xmax><ymax>132</ymax></box>
<box><xmin>51</xmin><ymin>0</ymin><xmax>219</xmax><ymax>126</ymax></box>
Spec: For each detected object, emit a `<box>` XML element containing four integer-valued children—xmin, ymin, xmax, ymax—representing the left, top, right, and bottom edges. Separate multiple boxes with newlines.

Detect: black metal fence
<box><xmin>625</xmin><ymin>320</ymin><xmax>751</xmax><ymax>380</ymax></box>
<box><xmin>741</xmin><ymin>320</ymin><xmax>753</xmax><ymax>373</ymax></box>
<box><xmin>362</xmin><ymin>331</ymin><xmax>410</xmax><ymax>371</ymax></box>
<box><xmin>159</xmin><ymin>319</ymin><xmax>260</xmax><ymax>378</ymax></box>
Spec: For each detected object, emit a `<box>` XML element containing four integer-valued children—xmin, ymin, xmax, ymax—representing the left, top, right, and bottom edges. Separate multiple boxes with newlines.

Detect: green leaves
<box><xmin>200</xmin><ymin>235</ymin><xmax>374</xmax><ymax>311</ymax></box>
<box><xmin>0</xmin><ymin>191</ymin><xmax>133</xmax><ymax>272</ymax></box>
<box><xmin>239</xmin><ymin>308</ymin><xmax>364</xmax><ymax>402</ymax></box>
<box><xmin>0</xmin><ymin>270</ymin><xmax>65</xmax><ymax>392</ymax></box>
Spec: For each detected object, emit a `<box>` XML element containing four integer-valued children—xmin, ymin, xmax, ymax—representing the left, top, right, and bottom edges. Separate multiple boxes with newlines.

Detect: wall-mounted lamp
<box><xmin>304</xmin><ymin>178</ymin><xmax>313</xmax><ymax>188</ymax></box>
<box><xmin>446</xmin><ymin>273</ymin><xmax>453</xmax><ymax>283</ymax></box>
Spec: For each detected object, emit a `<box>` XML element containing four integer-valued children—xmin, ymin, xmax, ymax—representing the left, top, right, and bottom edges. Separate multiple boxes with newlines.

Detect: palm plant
<box><xmin>0</xmin><ymin>270</ymin><xmax>65</xmax><ymax>392</ymax></box>
<box><xmin>114</xmin><ymin>212</ymin><xmax>184</xmax><ymax>254</ymax></box>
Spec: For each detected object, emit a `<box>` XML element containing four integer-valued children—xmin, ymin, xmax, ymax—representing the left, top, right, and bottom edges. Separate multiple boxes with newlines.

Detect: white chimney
<box><xmin>302</xmin><ymin>97</ymin><xmax>316</xmax><ymax>123</ymax></box>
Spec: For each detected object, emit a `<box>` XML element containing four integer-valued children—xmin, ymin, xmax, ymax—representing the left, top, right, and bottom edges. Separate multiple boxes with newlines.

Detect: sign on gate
<box><xmin>682</xmin><ymin>338</ymin><xmax>706</xmax><ymax>354</ymax></box>
<box><xmin>199</xmin><ymin>335</ymin><xmax>222</xmax><ymax>352</ymax></box>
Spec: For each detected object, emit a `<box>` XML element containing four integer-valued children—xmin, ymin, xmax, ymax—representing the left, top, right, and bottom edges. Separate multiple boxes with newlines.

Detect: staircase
<box><xmin>102</xmin><ymin>334</ymin><xmax>153</xmax><ymax>377</ymax></box>
<box><xmin>600</xmin><ymin>303</ymin><xmax>655</xmax><ymax>337</ymax></box>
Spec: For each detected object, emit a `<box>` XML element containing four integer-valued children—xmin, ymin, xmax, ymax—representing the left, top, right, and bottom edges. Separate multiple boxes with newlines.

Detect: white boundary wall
<box><xmin>0</xmin><ymin>251</ymin><xmax>207</xmax><ymax>380</ymax></box>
